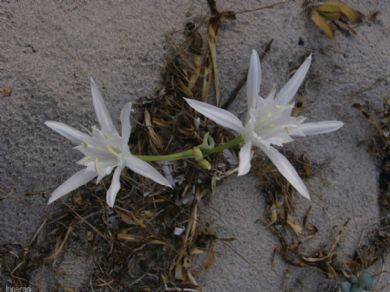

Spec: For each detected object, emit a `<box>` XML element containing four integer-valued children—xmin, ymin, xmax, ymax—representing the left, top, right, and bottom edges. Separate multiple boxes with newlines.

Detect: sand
<box><xmin>0</xmin><ymin>0</ymin><xmax>389</xmax><ymax>290</ymax></box>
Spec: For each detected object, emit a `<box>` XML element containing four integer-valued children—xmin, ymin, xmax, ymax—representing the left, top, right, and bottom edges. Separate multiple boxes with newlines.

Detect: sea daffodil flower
<box><xmin>45</xmin><ymin>78</ymin><xmax>171</xmax><ymax>207</ymax></box>
<box><xmin>185</xmin><ymin>50</ymin><xmax>343</xmax><ymax>200</ymax></box>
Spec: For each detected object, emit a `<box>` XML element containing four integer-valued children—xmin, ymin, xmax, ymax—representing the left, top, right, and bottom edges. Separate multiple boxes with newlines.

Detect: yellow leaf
<box><xmin>317</xmin><ymin>4</ymin><xmax>341</xmax><ymax>20</ymax></box>
<box><xmin>323</xmin><ymin>0</ymin><xmax>360</xmax><ymax>23</ymax></box>
<box><xmin>287</xmin><ymin>215</ymin><xmax>303</xmax><ymax>235</ymax></box>
<box><xmin>117</xmin><ymin>232</ymin><xmax>141</xmax><ymax>241</ymax></box>
<box><xmin>204</xmin><ymin>242</ymin><xmax>215</xmax><ymax>270</ymax></box>
<box><xmin>148</xmin><ymin>239</ymin><xmax>166</xmax><ymax>245</ymax></box>
<box><xmin>311</xmin><ymin>9</ymin><xmax>334</xmax><ymax>38</ymax></box>
<box><xmin>191</xmin><ymin>247</ymin><xmax>205</xmax><ymax>255</ymax></box>
<box><xmin>339</xmin><ymin>3</ymin><xmax>360</xmax><ymax>23</ymax></box>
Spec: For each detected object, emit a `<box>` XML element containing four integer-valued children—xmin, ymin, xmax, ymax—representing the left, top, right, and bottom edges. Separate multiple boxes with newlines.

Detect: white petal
<box><xmin>120</xmin><ymin>102</ymin><xmax>133</xmax><ymax>149</ymax></box>
<box><xmin>159</xmin><ymin>161</ymin><xmax>175</xmax><ymax>186</ymax></box>
<box><xmin>294</xmin><ymin>121</ymin><xmax>343</xmax><ymax>136</ymax></box>
<box><xmin>275</xmin><ymin>54</ymin><xmax>312</xmax><ymax>104</ymax></box>
<box><xmin>265</xmin><ymin>86</ymin><xmax>277</xmax><ymax>101</ymax></box>
<box><xmin>265</xmin><ymin>134</ymin><xmax>294</xmax><ymax>146</ymax></box>
<box><xmin>257</xmin><ymin>144</ymin><xmax>310</xmax><ymax>200</ymax></box>
<box><xmin>247</xmin><ymin>50</ymin><xmax>261</xmax><ymax>111</ymax></box>
<box><xmin>125</xmin><ymin>155</ymin><xmax>172</xmax><ymax>188</ymax></box>
<box><xmin>48</xmin><ymin>168</ymin><xmax>96</xmax><ymax>204</ymax></box>
<box><xmin>238</xmin><ymin>141</ymin><xmax>252</xmax><ymax>176</ymax></box>
<box><xmin>45</xmin><ymin>121</ymin><xmax>89</xmax><ymax>144</ymax></box>
<box><xmin>96</xmin><ymin>161</ymin><xmax>116</xmax><ymax>184</ymax></box>
<box><xmin>74</xmin><ymin>145</ymin><xmax>113</xmax><ymax>161</ymax></box>
<box><xmin>106</xmin><ymin>165</ymin><xmax>124</xmax><ymax>207</ymax></box>
<box><xmin>184</xmin><ymin>98</ymin><xmax>244</xmax><ymax>134</ymax></box>
<box><xmin>90</xmin><ymin>77</ymin><xmax>118</xmax><ymax>134</ymax></box>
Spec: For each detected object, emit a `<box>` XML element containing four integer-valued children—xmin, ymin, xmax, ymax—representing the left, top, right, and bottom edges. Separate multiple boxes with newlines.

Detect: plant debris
<box><xmin>0</xmin><ymin>1</ymin><xmax>236</xmax><ymax>290</ymax></box>
<box><xmin>251</xmin><ymin>99</ymin><xmax>390</xmax><ymax>291</ymax></box>
<box><xmin>307</xmin><ymin>0</ymin><xmax>362</xmax><ymax>38</ymax></box>
<box><xmin>0</xmin><ymin>87</ymin><xmax>12</xmax><ymax>97</ymax></box>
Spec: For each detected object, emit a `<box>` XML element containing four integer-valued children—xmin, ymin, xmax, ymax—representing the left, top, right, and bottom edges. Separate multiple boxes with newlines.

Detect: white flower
<box><xmin>45</xmin><ymin>77</ymin><xmax>172</xmax><ymax>207</ymax></box>
<box><xmin>185</xmin><ymin>50</ymin><xmax>343</xmax><ymax>200</ymax></box>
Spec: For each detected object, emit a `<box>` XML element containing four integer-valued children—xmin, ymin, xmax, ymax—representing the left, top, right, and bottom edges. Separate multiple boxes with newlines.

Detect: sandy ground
<box><xmin>0</xmin><ymin>0</ymin><xmax>389</xmax><ymax>291</ymax></box>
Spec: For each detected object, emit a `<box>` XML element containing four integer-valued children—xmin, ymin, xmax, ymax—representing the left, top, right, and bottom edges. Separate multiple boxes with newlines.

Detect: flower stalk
<box><xmin>135</xmin><ymin>135</ymin><xmax>244</xmax><ymax>162</ymax></box>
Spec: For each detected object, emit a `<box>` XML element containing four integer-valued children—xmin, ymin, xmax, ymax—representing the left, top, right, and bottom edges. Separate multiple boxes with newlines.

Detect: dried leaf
<box><xmin>311</xmin><ymin>9</ymin><xmax>334</xmax><ymax>38</ymax></box>
<box><xmin>318</xmin><ymin>4</ymin><xmax>342</xmax><ymax>20</ymax></box>
<box><xmin>144</xmin><ymin>109</ymin><xmax>164</xmax><ymax>152</ymax></box>
<box><xmin>72</xmin><ymin>192</ymin><xmax>83</xmax><ymax>205</ymax></box>
<box><xmin>368</xmin><ymin>11</ymin><xmax>379</xmax><ymax>23</ymax></box>
<box><xmin>174</xmin><ymin>262</ymin><xmax>185</xmax><ymax>280</ymax></box>
<box><xmin>334</xmin><ymin>20</ymin><xmax>356</xmax><ymax>34</ymax></box>
<box><xmin>86</xmin><ymin>230</ymin><xmax>94</xmax><ymax>241</ymax></box>
<box><xmin>324</xmin><ymin>0</ymin><xmax>361</xmax><ymax>22</ymax></box>
<box><xmin>116</xmin><ymin>209</ymin><xmax>146</xmax><ymax>228</ymax></box>
<box><xmin>191</xmin><ymin>247</ymin><xmax>204</xmax><ymax>255</ymax></box>
<box><xmin>188</xmin><ymin>55</ymin><xmax>202</xmax><ymax>90</ymax></box>
<box><xmin>286</xmin><ymin>215</ymin><xmax>303</xmax><ymax>235</ymax></box>
<box><xmin>266</xmin><ymin>203</ymin><xmax>278</xmax><ymax>226</ymax></box>
<box><xmin>0</xmin><ymin>88</ymin><xmax>12</xmax><ymax>97</ymax></box>
<box><xmin>207</xmin><ymin>25</ymin><xmax>220</xmax><ymax>105</ymax></box>
<box><xmin>117</xmin><ymin>232</ymin><xmax>141</xmax><ymax>242</ymax></box>
<box><xmin>204</xmin><ymin>241</ymin><xmax>215</xmax><ymax>270</ymax></box>
<box><xmin>117</xmin><ymin>231</ymin><xmax>165</xmax><ymax>245</ymax></box>
<box><xmin>338</xmin><ymin>3</ymin><xmax>360</xmax><ymax>23</ymax></box>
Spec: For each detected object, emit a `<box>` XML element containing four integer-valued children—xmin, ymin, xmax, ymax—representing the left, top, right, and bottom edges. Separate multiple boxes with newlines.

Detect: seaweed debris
<box><xmin>0</xmin><ymin>1</ymin><xmax>237</xmax><ymax>290</ymax></box>
<box><xmin>252</xmin><ymin>99</ymin><xmax>390</xmax><ymax>291</ymax></box>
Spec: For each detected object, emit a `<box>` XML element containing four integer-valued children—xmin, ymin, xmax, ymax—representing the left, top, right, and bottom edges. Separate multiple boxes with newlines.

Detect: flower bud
<box><xmin>192</xmin><ymin>147</ymin><xmax>203</xmax><ymax>161</ymax></box>
<box><xmin>198</xmin><ymin>159</ymin><xmax>211</xmax><ymax>170</ymax></box>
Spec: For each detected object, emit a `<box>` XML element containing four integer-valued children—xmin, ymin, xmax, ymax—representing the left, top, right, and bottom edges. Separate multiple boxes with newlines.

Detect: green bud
<box><xmin>199</xmin><ymin>132</ymin><xmax>215</xmax><ymax>150</ymax></box>
<box><xmin>198</xmin><ymin>159</ymin><xmax>211</xmax><ymax>170</ymax></box>
<box><xmin>192</xmin><ymin>147</ymin><xmax>203</xmax><ymax>161</ymax></box>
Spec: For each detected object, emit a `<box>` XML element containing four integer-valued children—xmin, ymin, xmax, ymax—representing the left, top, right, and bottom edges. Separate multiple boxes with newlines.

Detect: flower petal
<box><xmin>265</xmin><ymin>86</ymin><xmax>277</xmax><ymax>101</ymax></box>
<box><xmin>238</xmin><ymin>141</ymin><xmax>252</xmax><ymax>176</ymax></box>
<box><xmin>184</xmin><ymin>98</ymin><xmax>244</xmax><ymax>134</ymax></box>
<box><xmin>106</xmin><ymin>165</ymin><xmax>124</xmax><ymax>207</ymax></box>
<box><xmin>125</xmin><ymin>155</ymin><xmax>172</xmax><ymax>188</ymax></box>
<box><xmin>294</xmin><ymin>121</ymin><xmax>343</xmax><ymax>136</ymax></box>
<box><xmin>120</xmin><ymin>102</ymin><xmax>133</xmax><ymax>149</ymax></box>
<box><xmin>96</xmin><ymin>161</ymin><xmax>116</xmax><ymax>184</ymax></box>
<box><xmin>257</xmin><ymin>144</ymin><xmax>310</xmax><ymax>200</ymax></box>
<box><xmin>275</xmin><ymin>54</ymin><xmax>312</xmax><ymax>104</ymax></box>
<box><xmin>48</xmin><ymin>168</ymin><xmax>96</xmax><ymax>204</ymax></box>
<box><xmin>247</xmin><ymin>50</ymin><xmax>261</xmax><ymax>111</ymax></box>
<box><xmin>90</xmin><ymin>77</ymin><xmax>118</xmax><ymax>134</ymax></box>
<box><xmin>45</xmin><ymin>121</ymin><xmax>89</xmax><ymax>144</ymax></box>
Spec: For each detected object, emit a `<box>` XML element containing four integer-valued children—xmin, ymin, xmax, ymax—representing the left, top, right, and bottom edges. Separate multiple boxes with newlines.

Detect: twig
<box><xmin>235</xmin><ymin>0</ymin><xmax>289</xmax><ymax>15</ymax></box>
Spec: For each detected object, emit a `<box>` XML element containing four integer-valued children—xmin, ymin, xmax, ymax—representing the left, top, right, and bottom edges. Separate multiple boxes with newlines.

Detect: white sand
<box><xmin>0</xmin><ymin>0</ymin><xmax>389</xmax><ymax>290</ymax></box>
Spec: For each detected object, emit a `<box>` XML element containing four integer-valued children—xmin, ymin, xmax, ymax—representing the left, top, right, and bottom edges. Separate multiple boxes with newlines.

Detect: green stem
<box><xmin>136</xmin><ymin>149</ymin><xmax>194</xmax><ymax>162</ymax></box>
<box><xmin>203</xmin><ymin>135</ymin><xmax>244</xmax><ymax>156</ymax></box>
<box><xmin>135</xmin><ymin>135</ymin><xmax>244</xmax><ymax>162</ymax></box>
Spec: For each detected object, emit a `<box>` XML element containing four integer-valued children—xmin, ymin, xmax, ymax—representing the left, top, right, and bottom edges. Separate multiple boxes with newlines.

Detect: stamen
<box><xmin>95</xmin><ymin>158</ymin><xmax>100</xmax><ymax>174</ymax></box>
<box><xmin>78</xmin><ymin>156</ymin><xmax>90</xmax><ymax>164</ymax></box>
<box><xmin>106</xmin><ymin>145</ymin><xmax>120</xmax><ymax>156</ymax></box>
